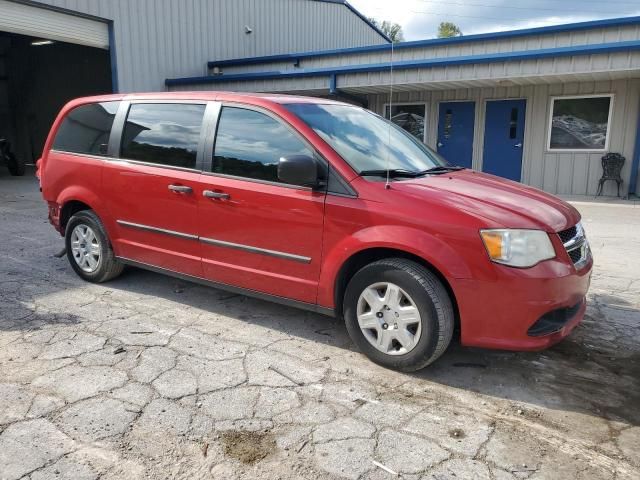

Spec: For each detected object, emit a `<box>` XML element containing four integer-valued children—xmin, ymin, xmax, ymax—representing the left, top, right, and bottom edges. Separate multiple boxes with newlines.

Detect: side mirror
<box><xmin>278</xmin><ymin>155</ymin><xmax>319</xmax><ymax>188</ymax></box>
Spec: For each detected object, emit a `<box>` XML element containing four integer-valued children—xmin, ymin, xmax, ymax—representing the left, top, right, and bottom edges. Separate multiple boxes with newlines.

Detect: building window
<box><xmin>385</xmin><ymin>104</ymin><xmax>427</xmax><ymax>142</ymax></box>
<box><xmin>548</xmin><ymin>95</ymin><xmax>613</xmax><ymax>151</ymax></box>
<box><xmin>121</xmin><ymin>103</ymin><xmax>206</xmax><ymax>169</ymax></box>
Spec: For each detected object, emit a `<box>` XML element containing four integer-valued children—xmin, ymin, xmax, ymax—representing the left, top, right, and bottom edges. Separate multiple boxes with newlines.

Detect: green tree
<box><xmin>437</xmin><ymin>22</ymin><xmax>463</xmax><ymax>38</ymax></box>
<box><xmin>368</xmin><ymin>18</ymin><xmax>405</xmax><ymax>43</ymax></box>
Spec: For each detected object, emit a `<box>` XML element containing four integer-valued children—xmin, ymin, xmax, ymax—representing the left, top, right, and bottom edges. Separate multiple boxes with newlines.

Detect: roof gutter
<box><xmin>167</xmin><ymin>39</ymin><xmax>640</xmax><ymax>87</ymax></box>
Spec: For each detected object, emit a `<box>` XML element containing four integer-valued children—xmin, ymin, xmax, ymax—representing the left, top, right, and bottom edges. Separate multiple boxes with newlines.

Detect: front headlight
<box><xmin>480</xmin><ymin>229</ymin><xmax>555</xmax><ymax>268</ymax></box>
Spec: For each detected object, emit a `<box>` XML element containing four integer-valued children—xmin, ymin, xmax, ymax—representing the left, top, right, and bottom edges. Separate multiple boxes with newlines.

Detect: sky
<box><xmin>348</xmin><ymin>0</ymin><xmax>640</xmax><ymax>41</ymax></box>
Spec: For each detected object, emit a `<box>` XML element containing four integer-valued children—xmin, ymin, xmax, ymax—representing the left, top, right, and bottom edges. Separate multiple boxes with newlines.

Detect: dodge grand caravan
<box><xmin>38</xmin><ymin>92</ymin><xmax>593</xmax><ymax>371</ymax></box>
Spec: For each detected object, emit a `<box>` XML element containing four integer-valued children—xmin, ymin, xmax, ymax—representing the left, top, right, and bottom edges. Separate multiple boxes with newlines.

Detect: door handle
<box><xmin>437</xmin><ymin>142</ymin><xmax>444</xmax><ymax>148</ymax></box>
<box><xmin>515</xmin><ymin>143</ymin><xmax>523</xmax><ymax>148</ymax></box>
<box><xmin>203</xmin><ymin>189</ymin><xmax>230</xmax><ymax>200</ymax></box>
<box><xmin>168</xmin><ymin>184</ymin><xmax>192</xmax><ymax>194</ymax></box>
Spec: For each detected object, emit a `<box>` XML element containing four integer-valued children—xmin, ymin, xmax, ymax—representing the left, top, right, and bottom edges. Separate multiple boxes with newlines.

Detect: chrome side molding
<box><xmin>116</xmin><ymin>220</ymin><xmax>311</xmax><ymax>263</ymax></box>
<box><xmin>199</xmin><ymin>236</ymin><xmax>311</xmax><ymax>263</ymax></box>
<box><xmin>117</xmin><ymin>220</ymin><xmax>198</xmax><ymax>241</ymax></box>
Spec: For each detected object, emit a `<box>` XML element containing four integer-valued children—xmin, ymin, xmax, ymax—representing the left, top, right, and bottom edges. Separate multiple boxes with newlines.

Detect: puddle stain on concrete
<box><xmin>221</xmin><ymin>430</ymin><xmax>277</xmax><ymax>464</ymax></box>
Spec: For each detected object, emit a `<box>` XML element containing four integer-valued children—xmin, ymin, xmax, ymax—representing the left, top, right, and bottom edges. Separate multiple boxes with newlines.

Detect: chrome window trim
<box><xmin>108</xmin><ymin>157</ymin><xmax>202</xmax><ymax>174</ymax></box>
<box><xmin>116</xmin><ymin>220</ymin><xmax>311</xmax><ymax>263</ymax></box>
<box><xmin>116</xmin><ymin>220</ymin><xmax>198</xmax><ymax>241</ymax></box>
<box><xmin>199</xmin><ymin>236</ymin><xmax>311</xmax><ymax>264</ymax></box>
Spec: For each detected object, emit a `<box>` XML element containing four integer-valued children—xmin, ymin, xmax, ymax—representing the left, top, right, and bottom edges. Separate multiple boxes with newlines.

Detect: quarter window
<box><xmin>53</xmin><ymin>101</ymin><xmax>120</xmax><ymax>155</ymax></box>
<box><xmin>213</xmin><ymin>107</ymin><xmax>313</xmax><ymax>183</ymax></box>
<box><xmin>548</xmin><ymin>96</ymin><xmax>613</xmax><ymax>151</ymax></box>
<box><xmin>121</xmin><ymin>103</ymin><xmax>206</xmax><ymax>169</ymax></box>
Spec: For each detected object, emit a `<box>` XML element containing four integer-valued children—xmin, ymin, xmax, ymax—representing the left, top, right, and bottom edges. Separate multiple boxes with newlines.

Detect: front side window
<box><xmin>548</xmin><ymin>96</ymin><xmax>612</xmax><ymax>151</ymax></box>
<box><xmin>385</xmin><ymin>104</ymin><xmax>426</xmax><ymax>142</ymax></box>
<box><xmin>53</xmin><ymin>101</ymin><xmax>120</xmax><ymax>155</ymax></box>
<box><xmin>121</xmin><ymin>103</ymin><xmax>206</xmax><ymax>169</ymax></box>
<box><xmin>213</xmin><ymin>106</ymin><xmax>313</xmax><ymax>183</ymax></box>
<box><xmin>285</xmin><ymin>103</ymin><xmax>446</xmax><ymax>174</ymax></box>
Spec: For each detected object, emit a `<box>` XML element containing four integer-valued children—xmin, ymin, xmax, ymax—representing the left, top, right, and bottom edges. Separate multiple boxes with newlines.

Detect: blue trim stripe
<box><xmin>208</xmin><ymin>15</ymin><xmax>640</xmax><ymax>69</ymax></box>
<box><xmin>168</xmin><ymin>39</ymin><xmax>640</xmax><ymax>87</ymax></box>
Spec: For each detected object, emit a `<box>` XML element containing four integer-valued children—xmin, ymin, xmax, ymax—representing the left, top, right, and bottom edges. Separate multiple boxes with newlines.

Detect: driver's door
<box><xmin>195</xmin><ymin>105</ymin><xmax>326</xmax><ymax>304</ymax></box>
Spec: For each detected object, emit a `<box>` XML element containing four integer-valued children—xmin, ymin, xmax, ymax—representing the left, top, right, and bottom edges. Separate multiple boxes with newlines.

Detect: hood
<box><xmin>393</xmin><ymin>170</ymin><xmax>580</xmax><ymax>232</ymax></box>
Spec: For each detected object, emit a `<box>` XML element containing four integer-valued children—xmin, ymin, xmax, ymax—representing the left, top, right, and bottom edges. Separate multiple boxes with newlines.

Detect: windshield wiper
<box><xmin>417</xmin><ymin>165</ymin><xmax>465</xmax><ymax>175</ymax></box>
<box><xmin>359</xmin><ymin>169</ymin><xmax>421</xmax><ymax>178</ymax></box>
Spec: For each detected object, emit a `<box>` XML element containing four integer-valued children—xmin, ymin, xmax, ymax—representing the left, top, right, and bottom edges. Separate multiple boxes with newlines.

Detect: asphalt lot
<box><xmin>1</xmin><ymin>168</ymin><xmax>639</xmax><ymax>480</ymax></box>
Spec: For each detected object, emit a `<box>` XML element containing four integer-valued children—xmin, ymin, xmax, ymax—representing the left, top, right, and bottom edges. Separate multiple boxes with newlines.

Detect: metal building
<box><xmin>167</xmin><ymin>16</ymin><xmax>640</xmax><ymax>197</ymax></box>
<box><xmin>0</xmin><ymin>0</ymin><xmax>387</xmax><ymax>167</ymax></box>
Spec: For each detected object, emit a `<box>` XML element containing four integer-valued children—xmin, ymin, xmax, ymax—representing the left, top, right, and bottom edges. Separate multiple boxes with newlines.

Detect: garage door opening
<box><xmin>0</xmin><ymin>32</ymin><xmax>112</xmax><ymax>175</ymax></box>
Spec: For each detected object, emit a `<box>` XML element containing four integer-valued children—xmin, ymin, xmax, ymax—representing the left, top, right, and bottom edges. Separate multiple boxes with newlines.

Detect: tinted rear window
<box><xmin>53</xmin><ymin>101</ymin><xmax>120</xmax><ymax>155</ymax></box>
<box><xmin>120</xmin><ymin>103</ymin><xmax>206</xmax><ymax>169</ymax></box>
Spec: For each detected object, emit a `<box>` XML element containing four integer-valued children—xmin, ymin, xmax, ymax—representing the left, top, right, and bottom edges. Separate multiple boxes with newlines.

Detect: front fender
<box><xmin>317</xmin><ymin>225</ymin><xmax>474</xmax><ymax>308</ymax></box>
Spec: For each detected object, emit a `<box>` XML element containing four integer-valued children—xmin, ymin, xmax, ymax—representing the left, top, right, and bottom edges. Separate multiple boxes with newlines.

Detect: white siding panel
<box><xmin>0</xmin><ymin>0</ymin><xmax>108</xmax><ymax>48</ymax></box>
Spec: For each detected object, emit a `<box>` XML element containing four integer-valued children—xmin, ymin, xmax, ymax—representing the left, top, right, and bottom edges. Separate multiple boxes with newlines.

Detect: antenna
<box><xmin>385</xmin><ymin>40</ymin><xmax>394</xmax><ymax>190</ymax></box>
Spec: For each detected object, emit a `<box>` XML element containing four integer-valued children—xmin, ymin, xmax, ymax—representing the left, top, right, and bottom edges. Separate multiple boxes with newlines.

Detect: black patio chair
<box><xmin>596</xmin><ymin>153</ymin><xmax>625</xmax><ymax>197</ymax></box>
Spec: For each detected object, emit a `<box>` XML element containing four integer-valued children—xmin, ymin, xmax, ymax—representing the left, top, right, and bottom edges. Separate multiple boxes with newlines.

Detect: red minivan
<box><xmin>38</xmin><ymin>92</ymin><xmax>592</xmax><ymax>371</ymax></box>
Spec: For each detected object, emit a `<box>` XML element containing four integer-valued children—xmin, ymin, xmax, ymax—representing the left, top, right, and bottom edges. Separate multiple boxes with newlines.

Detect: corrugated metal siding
<box><xmin>28</xmin><ymin>0</ymin><xmax>386</xmax><ymax>92</ymax></box>
<box><xmin>364</xmin><ymin>79</ymin><xmax>640</xmax><ymax>196</ymax></box>
<box><xmin>217</xmin><ymin>24</ymin><xmax>640</xmax><ymax>75</ymax></box>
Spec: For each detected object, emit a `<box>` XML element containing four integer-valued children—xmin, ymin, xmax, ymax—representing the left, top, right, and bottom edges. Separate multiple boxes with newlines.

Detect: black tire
<box><xmin>65</xmin><ymin>210</ymin><xmax>124</xmax><ymax>283</ymax></box>
<box><xmin>6</xmin><ymin>152</ymin><xmax>25</xmax><ymax>176</ymax></box>
<box><xmin>343</xmin><ymin>258</ymin><xmax>454</xmax><ymax>372</ymax></box>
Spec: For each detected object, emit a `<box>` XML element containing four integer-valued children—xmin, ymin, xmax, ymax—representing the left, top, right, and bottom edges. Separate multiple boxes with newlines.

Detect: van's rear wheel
<box><xmin>343</xmin><ymin>258</ymin><xmax>454</xmax><ymax>372</ymax></box>
<box><xmin>65</xmin><ymin>210</ymin><xmax>124</xmax><ymax>283</ymax></box>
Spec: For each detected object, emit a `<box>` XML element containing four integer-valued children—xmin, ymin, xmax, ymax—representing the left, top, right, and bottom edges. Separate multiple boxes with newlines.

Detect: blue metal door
<box><xmin>482</xmin><ymin>99</ymin><xmax>527</xmax><ymax>181</ymax></box>
<box><xmin>437</xmin><ymin>102</ymin><xmax>475</xmax><ymax>168</ymax></box>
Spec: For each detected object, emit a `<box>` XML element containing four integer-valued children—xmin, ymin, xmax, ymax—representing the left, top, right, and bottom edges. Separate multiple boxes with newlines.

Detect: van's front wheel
<box><xmin>343</xmin><ymin>258</ymin><xmax>454</xmax><ymax>372</ymax></box>
<box><xmin>65</xmin><ymin>210</ymin><xmax>124</xmax><ymax>283</ymax></box>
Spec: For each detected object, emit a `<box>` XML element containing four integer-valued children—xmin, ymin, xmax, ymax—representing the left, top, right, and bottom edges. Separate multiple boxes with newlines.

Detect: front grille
<box><xmin>557</xmin><ymin>223</ymin><xmax>590</xmax><ymax>270</ymax></box>
<box><xmin>568</xmin><ymin>248</ymin><xmax>582</xmax><ymax>263</ymax></box>
<box><xmin>558</xmin><ymin>226</ymin><xmax>577</xmax><ymax>244</ymax></box>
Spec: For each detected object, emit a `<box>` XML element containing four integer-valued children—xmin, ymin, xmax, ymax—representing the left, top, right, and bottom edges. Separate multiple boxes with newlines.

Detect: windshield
<box><xmin>284</xmin><ymin>103</ymin><xmax>448</xmax><ymax>174</ymax></box>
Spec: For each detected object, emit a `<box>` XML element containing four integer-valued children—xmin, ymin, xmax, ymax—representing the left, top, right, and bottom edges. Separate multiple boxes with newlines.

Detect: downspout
<box><xmin>329</xmin><ymin>74</ymin><xmax>337</xmax><ymax>94</ymax></box>
<box><xmin>327</xmin><ymin>74</ymin><xmax>368</xmax><ymax>108</ymax></box>
<box><xmin>108</xmin><ymin>21</ymin><xmax>119</xmax><ymax>93</ymax></box>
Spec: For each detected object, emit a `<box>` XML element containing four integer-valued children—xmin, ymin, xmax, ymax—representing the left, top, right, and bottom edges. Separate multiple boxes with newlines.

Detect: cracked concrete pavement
<box><xmin>1</xmin><ymin>170</ymin><xmax>639</xmax><ymax>479</ymax></box>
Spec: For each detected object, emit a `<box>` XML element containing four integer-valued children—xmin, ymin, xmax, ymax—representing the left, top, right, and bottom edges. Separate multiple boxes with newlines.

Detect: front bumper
<box><xmin>454</xmin><ymin>254</ymin><xmax>593</xmax><ymax>351</ymax></box>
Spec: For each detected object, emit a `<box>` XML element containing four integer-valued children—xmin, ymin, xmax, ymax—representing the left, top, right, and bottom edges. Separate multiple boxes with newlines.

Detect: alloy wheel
<box><xmin>356</xmin><ymin>282</ymin><xmax>422</xmax><ymax>355</ymax></box>
<box><xmin>70</xmin><ymin>224</ymin><xmax>101</xmax><ymax>273</ymax></box>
